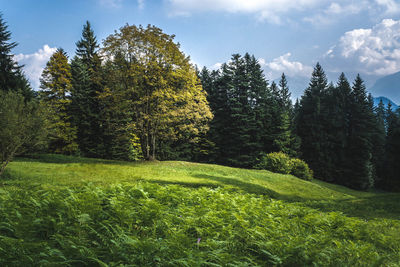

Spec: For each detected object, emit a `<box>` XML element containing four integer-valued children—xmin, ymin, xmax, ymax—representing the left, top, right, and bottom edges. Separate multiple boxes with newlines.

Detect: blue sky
<box><xmin>2</xmin><ymin>0</ymin><xmax>400</xmax><ymax>98</ymax></box>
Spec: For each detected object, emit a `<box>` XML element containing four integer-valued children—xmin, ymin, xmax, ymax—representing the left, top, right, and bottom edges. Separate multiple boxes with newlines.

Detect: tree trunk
<box><xmin>152</xmin><ymin>134</ymin><xmax>156</xmax><ymax>160</ymax></box>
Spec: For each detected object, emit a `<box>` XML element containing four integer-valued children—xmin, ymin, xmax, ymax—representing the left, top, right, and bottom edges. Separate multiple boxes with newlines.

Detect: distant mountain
<box><xmin>373</xmin><ymin>96</ymin><xmax>398</xmax><ymax>110</ymax></box>
<box><xmin>369</xmin><ymin>71</ymin><xmax>400</xmax><ymax>104</ymax></box>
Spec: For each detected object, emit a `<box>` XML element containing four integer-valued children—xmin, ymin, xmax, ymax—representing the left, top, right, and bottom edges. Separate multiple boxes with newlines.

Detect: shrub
<box><xmin>257</xmin><ymin>152</ymin><xmax>313</xmax><ymax>181</ymax></box>
<box><xmin>257</xmin><ymin>152</ymin><xmax>292</xmax><ymax>174</ymax></box>
<box><xmin>289</xmin><ymin>158</ymin><xmax>313</xmax><ymax>181</ymax></box>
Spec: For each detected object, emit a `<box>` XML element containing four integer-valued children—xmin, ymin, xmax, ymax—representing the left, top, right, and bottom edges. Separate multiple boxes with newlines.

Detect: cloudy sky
<box><xmin>2</xmin><ymin>0</ymin><xmax>400</xmax><ymax>98</ymax></box>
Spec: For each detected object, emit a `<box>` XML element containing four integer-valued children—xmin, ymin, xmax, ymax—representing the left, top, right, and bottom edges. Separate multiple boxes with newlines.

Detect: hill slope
<box><xmin>1</xmin><ymin>154</ymin><xmax>399</xmax><ymax>266</ymax></box>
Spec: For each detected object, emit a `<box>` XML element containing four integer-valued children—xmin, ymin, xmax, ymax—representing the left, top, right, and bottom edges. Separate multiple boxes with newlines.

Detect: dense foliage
<box><xmin>39</xmin><ymin>48</ymin><xmax>78</xmax><ymax>154</ymax></box>
<box><xmin>100</xmin><ymin>24</ymin><xmax>212</xmax><ymax>161</ymax></box>
<box><xmin>199</xmin><ymin>56</ymin><xmax>297</xmax><ymax>168</ymax></box>
<box><xmin>1</xmin><ymin>155</ymin><xmax>399</xmax><ymax>266</ymax></box>
<box><xmin>257</xmin><ymin>152</ymin><xmax>313</xmax><ymax>181</ymax></box>
<box><xmin>0</xmin><ymin>91</ymin><xmax>45</xmax><ymax>175</ymax></box>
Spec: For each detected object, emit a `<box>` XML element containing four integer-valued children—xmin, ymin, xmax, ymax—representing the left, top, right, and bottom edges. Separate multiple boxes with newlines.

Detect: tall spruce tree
<box><xmin>200</xmin><ymin>65</ymin><xmax>231</xmax><ymax>165</ymax></box>
<box><xmin>346</xmin><ymin>75</ymin><xmax>374</xmax><ymax>189</ymax></box>
<box><xmin>296</xmin><ymin>63</ymin><xmax>329</xmax><ymax>179</ymax></box>
<box><xmin>382</xmin><ymin>104</ymin><xmax>400</xmax><ymax>190</ymax></box>
<box><xmin>0</xmin><ymin>14</ymin><xmax>33</xmax><ymax>100</ymax></box>
<box><xmin>40</xmin><ymin>48</ymin><xmax>78</xmax><ymax>154</ymax></box>
<box><xmin>274</xmin><ymin>73</ymin><xmax>298</xmax><ymax>156</ymax></box>
<box><xmin>224</xmin><ymin>54</ymin><xmax>255</xmax><ymax>166</ymax></box>
<box><xmin>322</xmin><ymin>73</ymin><xmax>352</xmax><ymax>184</ymax></box>
<box><xmin>369</xmin><ymin>95</ymin><xmax>386</xmax><ymax>186</ymax></box>
<box><xmin>71</xmin><ymin>21</ymin><xmax>104</xmax><ymax>157</ymax></box>
<box><xmin>201</xmin><ymin>54</ymin><xmax>270</xmax><ymax>167</ymax></box>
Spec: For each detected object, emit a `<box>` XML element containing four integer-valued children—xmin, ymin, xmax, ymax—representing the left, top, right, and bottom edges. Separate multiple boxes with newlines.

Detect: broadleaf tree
<box><xmin>101</xmin><ymin>24</ymin><xmax>212</xmax><ymax>160</ymax></box>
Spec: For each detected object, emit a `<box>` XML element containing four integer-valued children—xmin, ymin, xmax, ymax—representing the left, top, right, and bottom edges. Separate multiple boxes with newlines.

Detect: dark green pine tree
<box><xmin>244</xmin><ymin>54</ymin><xmax>269</xmax><ymax>162</ymax></box>
<box><xmin>382</xmin><ymin>104</ymin><xmax>400</xmax><ymax>191</ymax></box>
<box><xmin>200</xmin><ymin>64</ymin><xmax>231</xmax><ymax>165</ymax></box>
<box><xmin>0</xmin><ymin>14</ymin><xmax>33</xmax><ymax>100</ymax></box>
<box><xmin>369</xmin><ymin>96</ymin><xmax>386</xmax><ymax>187</ymax></box>
<box><xmin>278</xmin><ymin>73</ymin><xmax>291</xmax><ymax>109</ymax></box>
<box><xmin>70</xmin><ymin>21</ymin><xmax>104</xmax><ymax>157</ymax></box>
<box><xmin>261</xmin><ymin>81</ymin><xmax>278</xmax><ymax>152</ymax></box>
<box><xmin>296</xmin><ymin>63</ymin><xmax>329</xmax><ymax>179</ymax></box>
<box><xmin>346</xmin><ymin>75</ymin><xmax>374</xmax><ymax>189</ymax></box>
<box><xmin>202</xmin><ymin>54</ymin><xmax>269</xmax><ymax>167</ymax></box>
<box><xmin>323</xmin><ymin>73</ymin><xmax>352</xmax><ymax>184</ymax></box>
<box><xmin>224</xmin><ymin>54</ymin><xmax>256</xmax><ymax>167</ymax></box>
<box><xmin>275</xmin><ymin>73</ymin><xmax>299</xmax><ymax>157</ymax></box>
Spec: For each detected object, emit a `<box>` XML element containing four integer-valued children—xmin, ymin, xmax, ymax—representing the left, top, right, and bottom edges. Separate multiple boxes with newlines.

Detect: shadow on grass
<box><xmin>192</xmin><ymin>174</ymin><xmax>281</xmax><ymax>198</ymax></box>
<box><xmin>138</xmin><ymin>179</ymin><xmax>221</xmax><ymax>189</ymax></box>
<box><xmin>140</xmin><ymin>173</ymin><xmax>400</xmax><ymax>220</ymax></box>
<box><xmin>15</xmin><ymin>154</ymin><xmax>142</xmax><ymax>166</ymax></box>
<box><xmin>300</xmin><ymin>193</ymin><xmax>400</xmax><ymax>220</ymax></box>
<box><xmin>153</xmin><ymin>173</ymin><xmax>400</xmax><ymax>221</ymax></box>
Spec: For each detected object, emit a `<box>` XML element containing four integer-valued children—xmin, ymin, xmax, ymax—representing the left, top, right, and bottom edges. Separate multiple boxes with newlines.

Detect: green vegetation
<box><xmin>1</xmin><ymin>154</ymin><xmax>399</xmax><ymax>266</ymax></box>
<box><xmin>1</xmin><ymin>12</ymin><xmax>400</xmax><ymax>266</ymax></box>
<box><xmin>256</xmin><ymin>152</ymin><xmax>313</xmax><ymax>181</ymax></box>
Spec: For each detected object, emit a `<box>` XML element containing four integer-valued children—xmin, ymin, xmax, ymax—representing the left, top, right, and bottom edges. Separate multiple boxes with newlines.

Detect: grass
<box><xmin>1</xmin><ymin>154</ymin><xmax>400</xmax><ymax>266</ymax></box>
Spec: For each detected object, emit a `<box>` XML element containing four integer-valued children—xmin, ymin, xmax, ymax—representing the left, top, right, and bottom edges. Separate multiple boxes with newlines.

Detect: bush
<box><xmin>289</xmin><ymin>158</ymin><xmax>313</xmax><ymax>181</ymax></box>
<box><xmin>257</xmin><ymin>152</ymin><xmax>313</xmax><ymax>181</ymax></box>
<box><xmin>257</xmin><ymin>152</ymin><xmax>292</xmax><ymax>174</ymax></box>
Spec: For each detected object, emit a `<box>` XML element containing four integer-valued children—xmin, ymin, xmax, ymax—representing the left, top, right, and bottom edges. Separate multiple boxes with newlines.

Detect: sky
<box><xmin>2</xmin><ymin>0</ymin><xmax>400</xmax><ymax>99</ymax></box>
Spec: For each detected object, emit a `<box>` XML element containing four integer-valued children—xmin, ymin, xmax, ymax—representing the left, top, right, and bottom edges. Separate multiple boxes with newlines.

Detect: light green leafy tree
<box><xmin>0</xmin><ymin>91</ymin><xmax>45</xmax><ymax>176</ymax></box>
<box><xmin>101</xmin><ymin>24</ymin><xmax>212</xmax><ymax>160</ymax></box>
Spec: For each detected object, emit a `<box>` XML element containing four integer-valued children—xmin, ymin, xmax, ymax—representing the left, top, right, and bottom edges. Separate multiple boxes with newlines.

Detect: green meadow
<box><xmin>1</xmin><ymin>154</ymin><xmax>400</xmax><ymax>266</ymax></box>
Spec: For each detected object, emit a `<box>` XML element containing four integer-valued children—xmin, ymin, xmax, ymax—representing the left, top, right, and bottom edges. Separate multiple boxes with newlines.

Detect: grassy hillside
<box><xmin>1</xmin><ymin>154</ymin><xmax>400</xmax><ymax>266</ymax></box>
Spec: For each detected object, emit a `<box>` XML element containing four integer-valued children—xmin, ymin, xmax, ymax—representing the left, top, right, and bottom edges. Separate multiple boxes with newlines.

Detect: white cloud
<box><xmin>167</xmin><ymin>0</ymin><xmax>400</xmax><ymax>25</ymax></box>
<box><xmin>304</xmin><ymin>2</ymin><xmax>364</xmax><ymax>25</ymax></box>
<box><xmin>137</xmin><ymin>0</ymin><xmax>144</xmax><ymax>9</ymax></box>
<box><xmin>210</xmin><ymin>62</ymin><xmax>223</xmax><ymax>70</ymax></box>
<box><xmin>99</xmin><ymin>0</ymin><xmax>122</xmax><ymax>8</ymax></box>
<box><xmin>167</xmin><ymin>0</ymin><xmax>320</xmax><ymax>23</ymax></box>
<box><xmin>375</xmin><ymin>0</ymin><xmax>400</xmax><ymax>14</ymax></box>
<box><xmin>262</xmin><ymin>53</ymin><xmax>313</xmax><ymax>79</ymax></box>
<box><xmin>14</xmin><ymin>45</ymin><xmax>57</xmax><ymax>89</ymax></box>
<box><xmin>328</xmin><ymin>19</ymin><xmax>400</xmax><ymax>75</ymax></box>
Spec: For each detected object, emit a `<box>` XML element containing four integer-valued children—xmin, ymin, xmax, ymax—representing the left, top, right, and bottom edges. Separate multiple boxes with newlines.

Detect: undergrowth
<box><xmin>1</xmin><ymin>155</ymin><xmax>400</xmax><ymax>266</ymax></box>
<box><xmin>0</xmin><ymin>182</ymin><xmax>399</xmax><ymax>266</ymax></box>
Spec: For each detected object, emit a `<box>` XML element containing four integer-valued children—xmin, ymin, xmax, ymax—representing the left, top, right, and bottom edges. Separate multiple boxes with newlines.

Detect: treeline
<box><xmin>200</xmin><ymin>59</ymin><xmax>400</xmax><ymax>191</ymax></box>
<box><xmin>1</xmin><ymin>14</ymin><xmax>399</xmax><ymax>191</ymax></box>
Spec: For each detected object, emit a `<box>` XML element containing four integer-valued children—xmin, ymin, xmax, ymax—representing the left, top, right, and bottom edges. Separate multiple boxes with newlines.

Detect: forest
<box><xmin>2</xmin><ymin>15</ymin><xmax>399</xmax><ymax>191</ymax></box>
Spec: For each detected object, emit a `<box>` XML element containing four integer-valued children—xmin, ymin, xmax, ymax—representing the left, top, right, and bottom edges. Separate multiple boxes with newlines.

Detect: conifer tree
<box><xmin>71</xmin><ymin>21</ymin><xmax>104</xmax><ymax>157</ymax></box>
<box><xmin>201</xmin><ymin>54</ymin><xmax>271</xmax><ymax>167</ymax></box>
<box><xmin>346</xmin><ymin>75</ymin><xmax>374</xmax><ymax>189</ymax></box>
<box><xmin>275</xmin><ymin>73</ymin><xmax>298</xmax><ymax>156</ymax></box>
<box><xmin>322</xmin><ymin>73</ymin><xmax>352</xmax><ymax>184</ymax></box>
<box><xmin>0</xmin><ymin>14</ymin><xmax>33</xmax><ymax>100</ymax></box>
<box><xmin>200</xmin><ymin>65</ymin><xmax>231</xmax><ymax>165</ymax></box>
<box><xmin>40</xmin><ymin>48</ymin><xmax>78</xmax><ymax>154</ymax></box>
<box><xmin>370</xmin><ymin>96</ymin><xmax>386</xmax><ymax>186</ymax></box>
<box><xmin>296</xmin><ymin>63</ymin><xmax>329</xmax><ymax>179</ymax></box>
<box><xmin>382</xmin><ymin>104</ymin><xmax>400</xmax><ymax>190</ymax></box>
